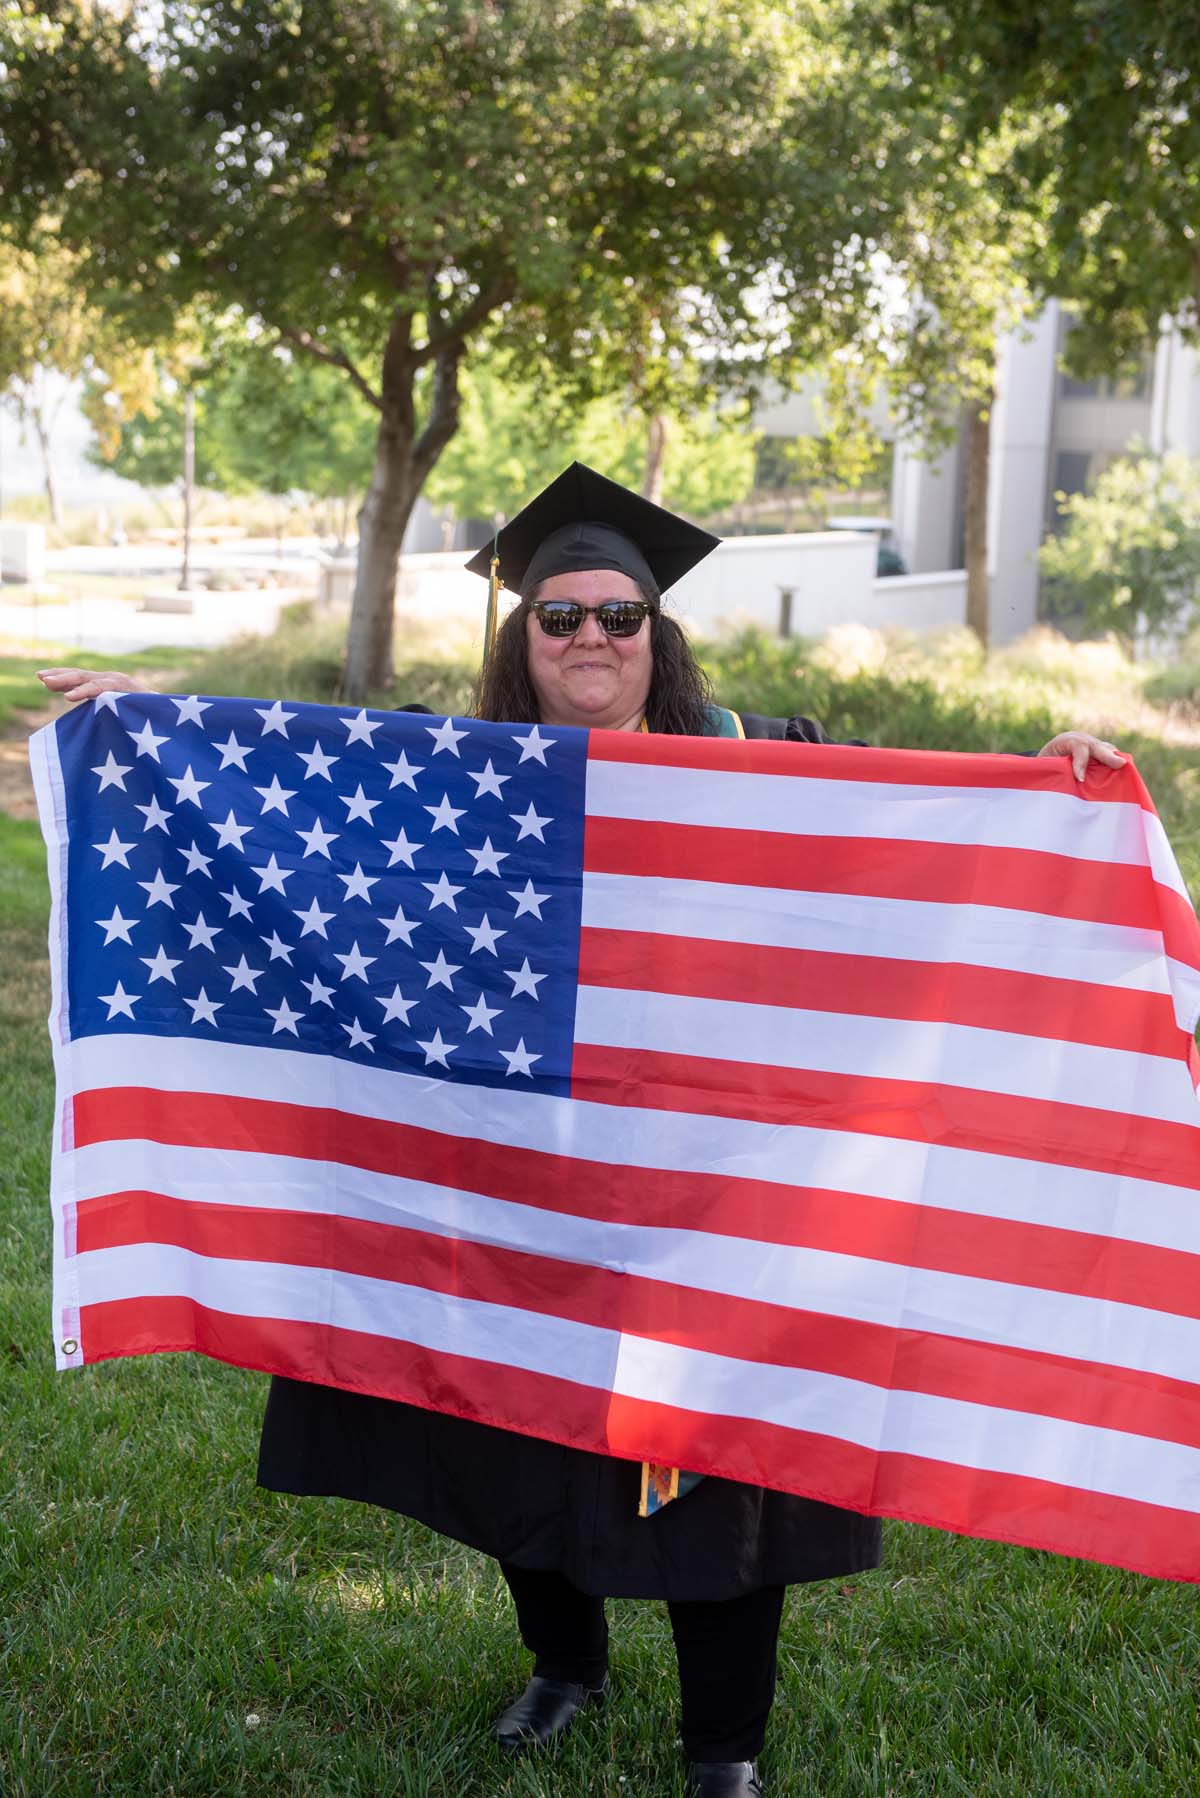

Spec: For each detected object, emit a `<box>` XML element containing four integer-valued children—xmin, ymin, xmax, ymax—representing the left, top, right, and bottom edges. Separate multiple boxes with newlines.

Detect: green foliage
<box><xmin>85</xmin><ymin>341</ymin><xmax>378</xmax><ymax>505</ymax></box>
<box><xmin>423</xmin><ymin>361</ymin><xmax>758</xmax><ymax>525</ymax></box>
<box><xmin>892</xmin><ymin>1</ymin><xmax>1200</xmax><ymax>374</ymax></box>
<box><xmin>1039</xmin><ymin>452</ymin><xmax>1200</xmax><ymax>640</ymax></box>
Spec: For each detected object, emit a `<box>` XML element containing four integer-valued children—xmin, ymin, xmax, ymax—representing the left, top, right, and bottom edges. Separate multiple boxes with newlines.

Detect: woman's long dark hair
<box><xmin>474</xmin><ymin>582</ymin><xmax>714</xmax><ymax>736</ymax></box>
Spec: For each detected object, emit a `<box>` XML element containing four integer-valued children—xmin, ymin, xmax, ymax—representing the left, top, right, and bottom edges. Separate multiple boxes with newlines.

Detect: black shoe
<box><xmin>490</xmin><ymin>1673</ymin><xmax>608</xmax><ymax>1752</ymax></box>
<box><xmin>686</xmin><ymin>1762</ymin><xmax>764</xmax><ymax>1796</ymax></box>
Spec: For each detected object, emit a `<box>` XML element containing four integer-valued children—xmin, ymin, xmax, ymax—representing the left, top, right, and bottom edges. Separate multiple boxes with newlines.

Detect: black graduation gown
<box><xmin>257</xmin><ymin>709</ymin><xmax>884</xmax><ymax>1600</ymax></box>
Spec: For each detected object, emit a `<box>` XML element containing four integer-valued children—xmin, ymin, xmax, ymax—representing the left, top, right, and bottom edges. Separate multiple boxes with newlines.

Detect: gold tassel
<box><xmin>482</xmin><ymin>552</ymin><xmax>502</xmax><ymax>671</ymax></box>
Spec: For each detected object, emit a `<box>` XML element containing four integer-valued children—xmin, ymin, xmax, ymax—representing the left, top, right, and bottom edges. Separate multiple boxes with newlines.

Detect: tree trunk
<box><xmin>180</xmin><ymin>386</ymin><xmax>195</xmax><ymax>592</ymax></box>
<box><xmin>31</xmin><ymin>403</ymin><xmax>62</xmax><ymax>527</ymax></box>
<box><xmin>342</xmin><ymin>324</ymin><xmax>465</xmax><ymax>704</ymax></box>
<box><xmin>964</xmin><ymin>389</ymin><xmax>993</xmax><ymax>645</ymax></box>
<box><xmin>344</xmin><ymin>418</ymin><xmax>423</xmax><ymax>701</ymax></box>
<box><xmin>643</xmin><ymin>412</ymin><xmax>668</xmax><ymax>504</ymax></box>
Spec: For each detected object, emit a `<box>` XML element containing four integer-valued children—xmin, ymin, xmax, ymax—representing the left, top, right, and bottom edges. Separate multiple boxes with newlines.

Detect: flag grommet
<box><xmin>61</xmin><ymin>1338</ymin><xmax>78</xmax><ymax>1355</ymax></box>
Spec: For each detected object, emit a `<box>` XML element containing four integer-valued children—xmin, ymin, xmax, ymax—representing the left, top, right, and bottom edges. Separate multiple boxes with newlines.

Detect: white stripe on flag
<box><xmin>65</xmin><ymin>1036</ymin><xmax>1200</xmax><ymax>1255</ymax></box>
<box><xmin>573</xmin><ymin>984</ymin><xmax>1200</xmax><ymax>1127</ymax></box>
<box><xmin>586</xmin><ymin>760</ymin><xmax>1161</xmax><ymax>869</ymax></box>
<box><xmin>67</xmin><ymin>1136</ymin><xmax>1200</xmax><ymax>1385</ymax></box>
<box><xmin>581</xmin><ymin>871</ymin><xmax>1175</xmax><ymax>996</ymax></box>
<box><xmin>76</xmin><ymin>1241</ymin><xmax>1200</xmax><ymax>1516</ymax></box>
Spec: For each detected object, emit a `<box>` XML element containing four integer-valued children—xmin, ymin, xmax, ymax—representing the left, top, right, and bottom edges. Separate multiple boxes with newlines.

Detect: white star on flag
<box><xmin>127</xmin><ymin>719</ymin><xmax>168</xmax><ymax>761</ymax></box>
<box><xmin>341</xmin><ymin>1018</ymin><xmax>376</xmax><ymax>1051</ymax></box>
<box><xmin>340</xmin><ymin>784</ymin><xmax>381</xmax><ymax>823</ymax></box>
<box><xmin>215</xmin><ymin>731</ymin><xmax>253</xmax><ymax>772</ymax></box>
<box><xmin>382</xmin><ymin>751</ymin><xmax>422</xmax><ymax>790</ymax></box>
<box><xmin>180</xmin><ymin>840</ymin><xmax>214</xmax><ymax>877</ymax></box>
<box><xmin>293</xmin><ymin>898</ymin><xmax>335</xmax><ymax>938</ymax></box>
<box><xmin>265</xmin><ymin>998</ymin><xmax>303</xmax><ymax>1036</ymax></box>
<box><xmin>513</xmin><ymin>726</ymin><xmax>555</xmax><ymax>765</ymax></box>
<box><xmin>261</xmin><ymin>931</ymin><xmax>295</xmax><ymax>964</ymax></box>
<box><xmin>499</xmin><ymin>1037</ymin><xmax>541</xmax><ymax>1077</ymax></box>
<box><xmin>378</xmin><ymin>903</ymin><xmax>421</xmax><ymax>946</ymax></box>
<box><xmin>376</xmin><ymin>986</ymin><xmax>418</xmax><ymax>1025</ymax></box>
<box><xmin>463</xmin><ymin>914</ymin><xmax>506</xmax><ymax>956</ymax></box>
<box><xmin>296</xmin><ymin>818</ymin><xmax>339</xmax><ymax>859</ymax></box>
<box><xmin>211</xmin><ymin>810</ymin><xmax>253</xmax><ymax>852</ymax></box>
<box><xmin>467</xmin><ymin>759</ymin><xmax>509</xmax><ymax>799</ymax></box>
<box><xmin>425</xmin><ymin>793</ymin><xmax>465</xmax><ymax>834</ymax></box>
<box><xmin>220</xmin><ymin>886</ymin><xmax>254</xmax><ymax>921</ymax></box>
<box><xmin>508</xmin><ymin>879</ymin><xmax>550</xmax><ymax>920</ymax></box>
<box><xmin>302</xmin><ymin>973</ymin><xmax>335</xmax><ymax>1007</ymax></box>
<box><xmin>91</xmin><ymin>752</ymin><xmax>132</xmax><ymax>792</ymax></box>
<box><xmin>99</xmin><ymin>981</ymin><xmax>139</xmax><ymax>1020</ymax></box>
<box><xmin>505</xmin><ymin>958</ymin><xmax>546</xmax><ymax>999</ymax></box>
<box><xmin>252</xmin><ymin>855</ymin><xmax>293</xmax><ymax>894</ymax></box>
<box><xmin>382</xmin><ymin>828</ymin><xmax>422</xmax><ymax>868</ymax></box>
<box><xmin>96</xmin><ymin>906</ymin><xmax>137</xmax><ymax>945</ymax></box>
<box><xmin>94</xmin><ymin>830</ymin><xmax>135</xmax><ymax>869</ymax></box>
<box><xmin>417</xmin><ymin>1027</ymin><xmax>456</xmax><ymax>1067</ymax></box>
<box><xmin>181</xmin><ymin>913</ymin><xmax>221</xmax><ymax>952</ymax></box>
<box><xmin>138</xmin><ymin>869</ymin><xmax>179</xmax><ymax>909</ymax></box>
<box><xmin>183</xmin><ymin>987</ymin><xmax>222</xmax><ymax>1026</ymax></box>
<box><xmin>296</xmin><ymin>741</ymin><xmax>339</xmax><ymax>781</ymax></box>
<box><xmin>426</xmin><ymin>717</ymin><xmax>468</xmax><ymax>757</ymax></box>
<box><xmin>420</xmin><ymin>949</ymin><xmax>460</xmax><ymax>991</ymax></box>
<box><xmin>135</xmin><ymin>796</ymin><xmax>173</xmax><ymax>833</ymax></box>
<box><xmin>254</xmin><ymin>775</ymin><xmax>296</xmax><ymax>816</ymax></box>
<box><xmin>172</xmin><ymin>695</ymin><xmax>212</xmax><ymax>726</ymax></box>
<box><xmin>337</xmin><ymin>863</ymin><xmax>379</xmax><ymax>903</ymax></box>
<box><xmin>334</xmin><ymin>941</ymin><xmax>376</xmax><ymax>982</ymax></box>
<box><xmin>466</xmin><ymin>837</ymin><xmax>508</xmax><ymax>877</ymax></box>
<box><xmin>91</xmin><ymin>690</ymin><xmax>123</xmax><ymax>714</ymax></box>
<box><xmin>341</xmin><ymin>709</ymin><xmax>381</xmax><ymax>746</ymax></box>
<box><xmin>223</xmin><ymin>956</ymin><xmax>264</xmax><ymax>994</ymax></box>
<box><xmin>255</xmin><ymin>701</ymin><xmax>296</xmax><ymax>737</ymax></box>
<box><xmin>460</xmin><ymin>993</ymin><xmax>502</xmax><ymax>1036</ymax></box>
<box><xmin>423</xmin><ymin>871</ymin><xmax>463</xmax><ymax>912</ymax></box>
<box><xmin>140</xmin><ymin>946</ymin><xmax>181</xmax><ymax>984</ymax></box>
<box><xmin>168</xmin><ymin>766</ymin><xmax>210</xmax><ymax>807</ymax></box>
<box><xmin>511</xmin><ymin>802</ymin><xmax>551</xmax><ymax>842</ymax></box>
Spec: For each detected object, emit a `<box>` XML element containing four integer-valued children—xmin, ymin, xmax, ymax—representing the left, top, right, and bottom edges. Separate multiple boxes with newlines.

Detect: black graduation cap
<box><xmin>464</xmin><ymin>462</ymin><xmax>721</xmax><ymax>598</ymax></box>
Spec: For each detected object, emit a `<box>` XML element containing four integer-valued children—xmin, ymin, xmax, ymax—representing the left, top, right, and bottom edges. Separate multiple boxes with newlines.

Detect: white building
<box><xmin>887</xmin><ymin>303</ymin><xmax>1200</xmax><ymax>643</ymax></box>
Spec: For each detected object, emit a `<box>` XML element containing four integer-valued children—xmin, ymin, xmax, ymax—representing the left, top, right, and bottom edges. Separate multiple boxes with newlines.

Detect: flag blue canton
<box><xmin>55</xmin><ymin>694</ymin><xmax>588</xmax><ymax>1096</ymax></box>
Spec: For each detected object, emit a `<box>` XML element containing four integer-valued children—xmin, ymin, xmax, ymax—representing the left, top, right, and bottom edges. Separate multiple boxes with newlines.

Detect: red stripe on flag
<box><xmin>570</xmin><ymin>1046</ymin><xmax>1200</xmax><ymax>1192</ymax></box>
<box><xmin>75</xmin><ymin>1189</ymin><xmax>1200</xmax><ymax>1452</ymax></box>
<box><xmin>584</xmin><ymin>814</ymin><xmax>1164</xmax><ymax>930</ymax></box>
<box><xmin>76</xmin><ymin>1294</ymin><xmax>1200</xmax><ymax>1582</ymax></box>
<box><xmin>72</xmin><ymin>1089</ymin><xmax>1200</xmax><ymax>1305</ymax></box>
<box><xmin>588</xmin><ymin>729</ymin><xmax>1146</xmax><ymax>803</ymax></box>
<box><xmin>579</xmin><ymin>925</ymin><xmax>1188</xmax><ymax>1059</ymax></box>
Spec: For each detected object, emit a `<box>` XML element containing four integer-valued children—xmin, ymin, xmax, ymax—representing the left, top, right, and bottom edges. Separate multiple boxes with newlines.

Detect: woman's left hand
<box><xmin>1036</xmin><ymin>731</ymin><xmax>1127</xmax><ymax>782</ymax></box>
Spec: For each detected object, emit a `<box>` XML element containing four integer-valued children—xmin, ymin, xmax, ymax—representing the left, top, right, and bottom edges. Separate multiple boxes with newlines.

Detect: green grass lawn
<box><xmin>5</xmin><ymin>627</ymin><xmax>1200</xmax><ymax>1794</ymax></box>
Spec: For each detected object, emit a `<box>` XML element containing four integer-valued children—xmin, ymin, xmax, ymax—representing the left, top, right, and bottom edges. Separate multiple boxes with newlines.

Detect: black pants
<box><xmin>500</xmin><ymin>1561</ymin><xmax>785</xmax><ymax>1761</ymax></box>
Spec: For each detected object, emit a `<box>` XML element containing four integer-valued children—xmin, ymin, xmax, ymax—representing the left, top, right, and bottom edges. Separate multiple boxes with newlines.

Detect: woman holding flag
<box><xmin>39</xmin><ymin>464</ymin><xmax>1124</xmax><ymax>1797</ymax></box>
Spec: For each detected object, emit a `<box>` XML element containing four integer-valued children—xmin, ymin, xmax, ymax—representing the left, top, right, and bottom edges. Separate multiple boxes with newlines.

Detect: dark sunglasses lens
<box><xmin>597</xmin><ymin>604</ymin><xmax>647</xmax><ymax>636</ymax></box>
<box><xmin>536</xmin><ymin>603</ymin><xmax>585</xmax><ymax>635</ymax></box>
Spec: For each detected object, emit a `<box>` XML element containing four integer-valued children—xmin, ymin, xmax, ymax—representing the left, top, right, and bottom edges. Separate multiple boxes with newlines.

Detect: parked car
<box><xmin>826</xmin><ymin>514</ymin><xmax>908</xmax><ymax>577</ymax></box>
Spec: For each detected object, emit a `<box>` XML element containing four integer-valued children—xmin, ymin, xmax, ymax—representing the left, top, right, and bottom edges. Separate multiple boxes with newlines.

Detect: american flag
<box><xmin>31</xmin><ymin>692</ymin><xmax>1200</xmax><ymax>1581</ymax></box>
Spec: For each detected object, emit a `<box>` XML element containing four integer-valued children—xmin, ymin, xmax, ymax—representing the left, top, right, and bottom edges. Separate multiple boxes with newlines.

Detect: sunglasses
<box><xmin>529</xmin><ymin>599</ymin><xmax>654</xmax><ymax>638</ymax></box>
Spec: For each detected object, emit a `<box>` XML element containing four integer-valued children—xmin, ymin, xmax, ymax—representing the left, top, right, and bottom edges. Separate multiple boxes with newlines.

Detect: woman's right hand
<box><xmin>37</xmin><ymin>668</ymin><xmax>143</xmax><ymax>704</ymax></box>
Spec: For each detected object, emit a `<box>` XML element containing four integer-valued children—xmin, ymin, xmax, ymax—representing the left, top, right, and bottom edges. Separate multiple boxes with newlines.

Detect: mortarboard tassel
<box><xmin>482</xmin><ymin>548</ymin><xmax>502</xmax><ymax>673</ymax></box>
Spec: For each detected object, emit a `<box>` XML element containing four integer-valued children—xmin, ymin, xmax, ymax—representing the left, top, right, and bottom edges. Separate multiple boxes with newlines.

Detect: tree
<box><xmin>424</xmin><ymin>361</ymin><xmax>758</xmax><ymax>531</ymax></box>
<box><xmin>0</xmin><ymin>232</ymin><xmax>155</xmax><ymax>524</ymax></box>
<box><xmin>1039</xmin><ymin>450</ymin><xmax>1200</xmax><ymax>643</ymax></box>
<box><xmin>888</xmin><ymin>3</ymin><xmax>1200</xmax><ymax>372</ymax></box>
<box><xmin>0</xmin><ymin>0</ymin><xmax>859</xmax><ymax>699</ymax></box>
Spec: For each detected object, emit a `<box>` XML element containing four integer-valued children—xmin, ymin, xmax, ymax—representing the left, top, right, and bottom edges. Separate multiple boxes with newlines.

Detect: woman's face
<box><xmin>525</xmin><ymin>568</ymin><xmax>654</xmax><ymax>731</ymax></box>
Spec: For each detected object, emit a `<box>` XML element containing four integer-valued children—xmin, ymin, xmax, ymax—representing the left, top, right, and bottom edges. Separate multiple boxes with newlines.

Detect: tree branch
<box><xmin>413</xmin><ymin>341</ymin><xmax>465</xmax><ymax>476</ymax></box>
<box><xmin>412</xmin><ymin>275</ymin><xmax>515</xmax><ymax>364</ymax></box>
<box><xmin>279</xmin><ymin>325</ymin><xmax>383</xmax><ymax>411</ymax></box>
